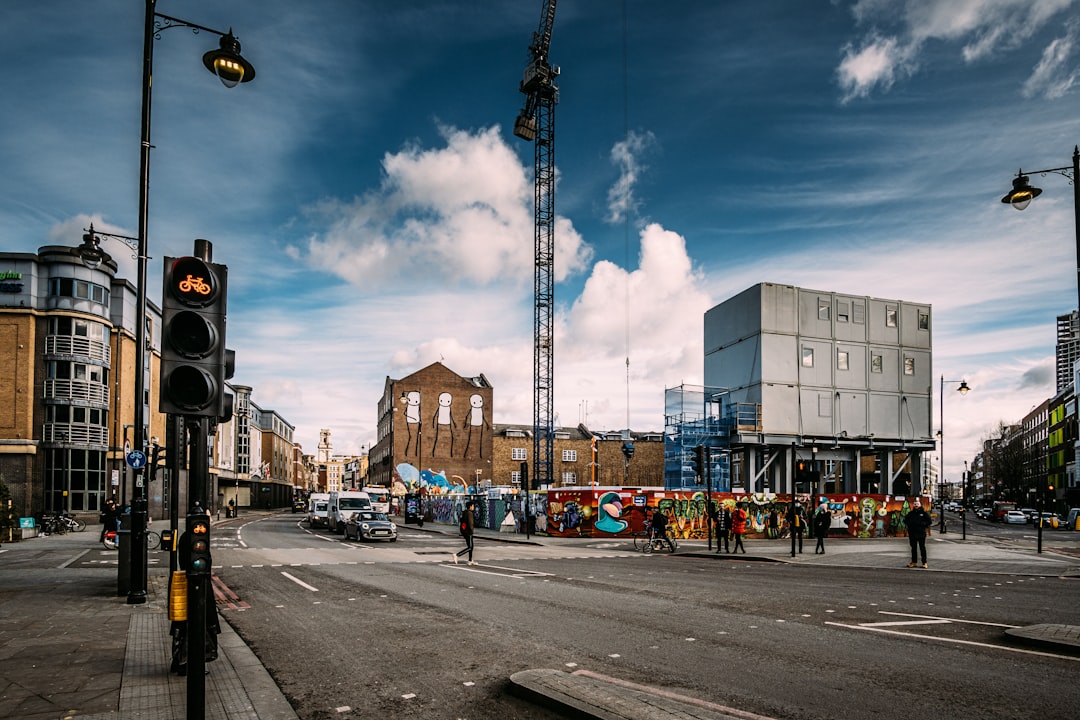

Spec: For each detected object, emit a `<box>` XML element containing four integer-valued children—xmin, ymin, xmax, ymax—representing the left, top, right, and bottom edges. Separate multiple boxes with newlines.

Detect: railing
<box><xmin>44</xmin><ymin>335</ymin><xmax>111</xmax><ymax>364</ymax></box>
<box><xmin>43</xmin><ymin>379</ymin><xmax>109</xmax><ymax>405</ymax></box>
<box><xmin>42</xmin><ymin>422</ymin><xmax>109</xmax><ymax>446</ymax></box>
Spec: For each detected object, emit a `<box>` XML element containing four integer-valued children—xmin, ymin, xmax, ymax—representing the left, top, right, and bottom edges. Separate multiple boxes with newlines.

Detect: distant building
<box><xmin>701</xmin><ymin>283</ymin><xmax>934</xmax><ymax>497</ymax></box>
<box><xmin>0</xmin><ymin>243</ymin><xmax>164</xmax><ymax>519</ymax></box>
<box><xmin>1056</xmin><ymin>311</ymin><xmax>1080</xmax><ymax>393</ymax></box>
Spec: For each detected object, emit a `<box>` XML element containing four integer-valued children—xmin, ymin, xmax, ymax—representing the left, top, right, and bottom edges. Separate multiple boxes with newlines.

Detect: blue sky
<box><xmin>3</xmin><ymin>1</ymin><xmax>1079</xmax><ymax>483</ymax></box>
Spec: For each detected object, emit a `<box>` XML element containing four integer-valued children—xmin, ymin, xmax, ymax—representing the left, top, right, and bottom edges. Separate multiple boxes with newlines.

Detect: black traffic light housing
<box><xmin>622</xmin><ymin>442</ymin><xmax>635</xmax><ymax>461</ymax></box>
<box><xmin>186</xmin><ymin>511</ymin><xmax>212</xmax><ymax>576</ymax></box>
<box><xmin>692</xmin><ymin>445</ymin><xmax>705</xmax><ymax>480</ymax></box>
<box><xmin>160</xmin><ymin>256</ymin><xmax>228</xmax><ymax>417</ymax></box>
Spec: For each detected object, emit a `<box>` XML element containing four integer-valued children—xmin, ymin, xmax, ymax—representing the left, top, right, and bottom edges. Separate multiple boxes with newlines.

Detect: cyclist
<box><xmin>648</xmin><ymin>507</ymin><xmax>675</xmax><ymax>552</ymax></box>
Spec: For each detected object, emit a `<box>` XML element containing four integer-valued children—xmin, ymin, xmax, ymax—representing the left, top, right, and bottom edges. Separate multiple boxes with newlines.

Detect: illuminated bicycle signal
<box><xmin>178</xmin><ymin>274</ymin><xmax>212</xmax><ymax>296</ymax></box>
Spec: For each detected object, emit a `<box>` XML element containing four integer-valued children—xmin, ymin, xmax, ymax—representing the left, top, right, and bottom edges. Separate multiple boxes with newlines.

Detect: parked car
<box><xmin>1004</xmin><ymin>510</ymin><xmax>1027</xmax><ymax>524</ymax></box>
<box><xmin>343</xmin><ymin>511</ymin><xmax>398</xmax><ymax>542</ymax></box>
<box><xmin>1034</xmin><ymin>512</ymin><xmax>1061</xmax><ymax>530</ymax></box>
<box><xmin>1019</xmin><ymin>508</ymin><xmax>1038</xmax><ymax>522</ymax></box>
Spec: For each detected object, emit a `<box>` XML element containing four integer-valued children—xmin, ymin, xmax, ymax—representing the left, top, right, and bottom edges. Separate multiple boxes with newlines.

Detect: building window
<box><xmin>837</xmin><ymin>302</ymin><xmax>849</xmax><ymax>323</ymax></box>
<box><xmin>903</xmin><ymin>356</ymin><xmax>915</xmax><ymax>375</ymax></box>
<box><xmin>853</xmin><ymin>301</ymin><xmax>865</xmax><ymax>324</ymax></box>
<box><xmin>818</xmin><ymin>299</ymin><xmax>830</xmax><ymax>321</ymax></box>
<box><xmin>48</xmin><ymin>277</ymin><xmax>110</xmax><ymax>305</ymax></box>
<box><xmin>562</xmin><ymin>449</ymin><xmax>578</xmax><ymax>462</ymax></box>
<box><xmin>511</xmin><ymin>471</ymin><xmax>522</xmax><ymax>485</ymax></box>
<box><xmin>801</xmin><ymin>347</ymin><xmax>814</xmax><ymax>367</ymax></box>
<box><xmin>918</xmin><ymin>311</ymin><xmax>929</xmax><ymax>330</ymax></box>
<box><xmin>871</xmin><ymin>353</ymin><xmax>883</xmax><ymax>373</ymax></box>
<box><xmin>511</xmin><ymin>447</ymin><xmax>527</xmax><ymax>461</ymax></box>
<box><xmin>886</xmin><ymin>306</ymin><xmax>898</xmax><ymax>327</ymax></box>
<box><xmin>561</xmin><ymin>472</ymin><xmax>576</xmax><ymax>484</ymax></box>
<box><xmin>837</xmin><ymin>350</ymin><xmax>849</xmax><ymax>371</ymax></box>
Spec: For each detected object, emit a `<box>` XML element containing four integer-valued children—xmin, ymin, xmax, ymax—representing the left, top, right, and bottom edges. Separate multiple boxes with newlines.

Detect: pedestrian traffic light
<box><xmin>622</xmin><ymin>442</ymin><xmax>635</xmax><ymax>461</ymax></box>
<box><xmin>187</xmin><ymin>512</ymin><xmax>211</xmax><ymax>576</ymax></box>
<box><xmin>159</xmin><ymin>256</ymin><xmax>228</xmax><ymax>417</ymax></box>
<box><xmin>692</xmin><ymin>445</ymin><xmax>705</xmax><ymax>480</ymax></box>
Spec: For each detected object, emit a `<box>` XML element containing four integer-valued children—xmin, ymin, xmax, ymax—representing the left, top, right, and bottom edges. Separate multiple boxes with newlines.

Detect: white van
<box><xmin>327</xmin><ymin>491</ymin><xmax>373</xmax><ymax>533</ymax></box>
<box><xmin>307</xmin><ymin>493</ymin><xmax>330</xmax><ymax>528</ymax></box>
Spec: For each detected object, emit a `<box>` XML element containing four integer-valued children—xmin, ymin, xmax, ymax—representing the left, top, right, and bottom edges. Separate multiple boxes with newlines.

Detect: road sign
<box><xmin>126</xmin><ymin>450</ymin><xmax>147</xmax><ymax>470</ymax></box>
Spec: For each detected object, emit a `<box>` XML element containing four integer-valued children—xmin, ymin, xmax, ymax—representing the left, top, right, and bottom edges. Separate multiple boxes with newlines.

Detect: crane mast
<box><xmin>514</xmin><ymin>0</ymin><xmax>558</xmax><ymax>492</ymax></box>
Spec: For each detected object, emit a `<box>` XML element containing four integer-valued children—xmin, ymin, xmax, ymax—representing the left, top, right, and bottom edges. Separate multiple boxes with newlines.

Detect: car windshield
<box><xmin>340</xmin><ymin>498</ymin><xmax>371</xmax><ymax>510</ymax></box>
<box><xmin>355</xmin><ymin>512</ymin><xmax>389</xmax><ymax>522</ymax></box>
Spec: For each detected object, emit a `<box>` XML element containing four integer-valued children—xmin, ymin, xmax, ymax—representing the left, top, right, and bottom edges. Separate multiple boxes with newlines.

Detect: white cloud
<box><xmin>299</xmin><ymin>124</ymin><xmax>592</xmax><ymax>291</ymax></box>
<box><xmin>838</xmin><ymin>0</ymin><xmax>1077</xmax><ymax>100</ymax></box>
<box><xmin>1022</xmin><ymin>20</ymin><xmax>1079</xmax><ymax>98</ymax></box>
<box><xmin>605</xmin><ymin>130</ymin><xmax>655</xmax><ymax>225</ymax></box>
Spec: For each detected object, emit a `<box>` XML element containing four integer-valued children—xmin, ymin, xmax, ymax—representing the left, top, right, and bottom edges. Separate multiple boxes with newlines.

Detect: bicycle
<box><xmin>101</xmin><ymin>529</ymin><xmax>163</xmax><ymax>551</ymax></box>
<box><xmin>61</xmin><ymin>513</ymin><xmax>86</xmax><ymax>532</ymax></box>
<box><xmin>638</xmin><ymin>529</ymin><xmax>678</xmax><ymax>554</ymax></box>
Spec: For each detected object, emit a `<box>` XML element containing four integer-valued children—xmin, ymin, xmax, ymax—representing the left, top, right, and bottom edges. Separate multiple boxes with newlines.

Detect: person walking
<box><xmin>709</xmin><ymin>501</ymin><xmax>730</xmax><ymax>553</ymax></box>
<box><xmin>453</xmin><ymin>499</ymin><xmax>477</xmax><ymax>565</ymax></box>
<box><xmin>767</xmin><ymin>509</ymin><xmax>779</xmax><ymax>539</ymax></box>
<box><xmin>904</xmin><ymin>498</ymin><xmax>933</xmax><ymax>568</ymax></box>
<box><xmin>791</xmin><ymin>503</ymin><xmax>806</xmax><ymax>553</ymax></box>
<box><xmin>812</xmin><ymin>503</ymin><xmax>831</xmax><ymax>554</ymax></box>
<box><xmin>731</xmin><ymin>503</ymin><xmax>748</xmax><ymax>554</ymax></box>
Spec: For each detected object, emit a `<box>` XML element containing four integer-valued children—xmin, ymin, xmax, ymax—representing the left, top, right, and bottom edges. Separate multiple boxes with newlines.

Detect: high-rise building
<box><xmin>1056</xmin><ymin>311</ymin><xmax>1080</xmax><ymax>393</ymax></box>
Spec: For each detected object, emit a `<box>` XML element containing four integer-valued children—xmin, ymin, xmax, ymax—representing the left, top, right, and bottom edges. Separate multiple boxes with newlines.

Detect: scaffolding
<box><xmin>664</xmin><ymin>384</ymin><xmax>761</xmax><ymax>490</ymax></box>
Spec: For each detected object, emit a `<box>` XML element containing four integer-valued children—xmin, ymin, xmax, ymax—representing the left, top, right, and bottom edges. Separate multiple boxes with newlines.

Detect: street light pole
<box><xmin>1001</xmin><ymin>146</ymin><xmax>1080</xmax><ymax>312</ymax></box>
<box><xmin>939</xmin><ymin>375</ymin><xmax>971</xmax><ymax>535</ymax></box>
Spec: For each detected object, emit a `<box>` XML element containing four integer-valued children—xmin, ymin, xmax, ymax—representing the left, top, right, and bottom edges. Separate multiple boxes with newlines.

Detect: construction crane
<box><xmin>514</xmin><ymin>0</ymin><xmax>559</xmax><ymax>492</ymax></box>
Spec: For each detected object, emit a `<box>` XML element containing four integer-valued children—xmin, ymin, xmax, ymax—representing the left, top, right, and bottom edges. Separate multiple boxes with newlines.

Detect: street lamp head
<box><xmin>957</xmin><ymin>380</ymin><xmax>970</xmax><ymax>395</ymax></box>
<box><xmin>202</xmin><ymin>31</ymin><xmax>255</xmax><ymax>88</ymax></box>
<box><xmin>1001</xmin><ymin>173</ymin><xmax>1042</xmax><ymax>210</ymax></box>
<box><xmin>77</xmin><ymin>225</ymin><xmax>108</xmax><ymax>269</ymax></box>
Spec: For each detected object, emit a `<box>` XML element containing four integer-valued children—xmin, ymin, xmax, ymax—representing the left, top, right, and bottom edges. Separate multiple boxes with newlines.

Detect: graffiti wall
<box><xmin>544</xmin><ymin>488</ymin><xmax>929</xmax><ymax>539</ymax></box>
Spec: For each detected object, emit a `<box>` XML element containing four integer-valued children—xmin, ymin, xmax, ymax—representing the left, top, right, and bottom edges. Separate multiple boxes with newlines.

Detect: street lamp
<box><xmin>939</xmin><ymin>376</ymin><xmax>971</xmax><ymax>534</ymax></box>
<box><xmin>78</xmin><ymin>2</ymin><xmax>255</xmax><ymax>610</ymax></box>
<box><xmin>1001</xmin><ymin>146</ymin><xmax>1080</xmax><ymax>311</ymax></box>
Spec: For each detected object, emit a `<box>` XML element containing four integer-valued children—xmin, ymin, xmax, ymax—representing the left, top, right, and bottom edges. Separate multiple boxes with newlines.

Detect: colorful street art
<box><xmin>544</xmin><ymin>488</ymin><xmax>929</xmax><ymax>540</ymax></box>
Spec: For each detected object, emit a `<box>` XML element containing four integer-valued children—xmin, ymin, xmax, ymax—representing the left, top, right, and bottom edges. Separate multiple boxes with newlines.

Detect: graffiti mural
<box><xmin>542</xmin><ymin>489</ymin><xmax>929</xmax><ymax>539</ymax></box>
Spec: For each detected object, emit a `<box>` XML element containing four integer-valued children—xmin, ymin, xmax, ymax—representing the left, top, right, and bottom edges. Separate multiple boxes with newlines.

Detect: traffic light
<box><xmin>692</xmin><ymin>445</ymin><xmax>705</xmax><ymax>480</ymax></box>
<box><xmin>159</xmin><ymin>256</ymin><xmax>228</xmax><ymax>417</ymax></box>
<box><xmin>796</xmin><ymin>461</ymin><xmax>813</xmax><ymax>488</ymax></box>
<box><xmin>187</xmin><ymin>512</ymin><xmax>211</xmax><ymax>576</ymax></box>
<box><xmin>622</xmin><ymin>442</ymin><xmax>635</xmax><ymax>461</ymax></box>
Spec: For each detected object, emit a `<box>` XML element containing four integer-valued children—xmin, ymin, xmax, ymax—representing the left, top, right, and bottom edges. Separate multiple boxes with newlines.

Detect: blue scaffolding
<box><xmin>664</xmin><ymin>384</ymin><xmax>760</xmax><ymax>491</ymax></box>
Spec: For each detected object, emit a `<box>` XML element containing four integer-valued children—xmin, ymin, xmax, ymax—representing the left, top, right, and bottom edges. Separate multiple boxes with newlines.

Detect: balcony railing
<box><xmin>43</xmin><ymin>379</ymin><xmax>109</xmax><ymax>405</ymax></box>
<box><xmin>42</xmin><ymin>422</ymin><xmax>109</xmax><ymax>447</ymax></box>
<box><xmin>44</xmin><ymin>335</ymin><xmax>111</xmax><ymax>364</ymax></box>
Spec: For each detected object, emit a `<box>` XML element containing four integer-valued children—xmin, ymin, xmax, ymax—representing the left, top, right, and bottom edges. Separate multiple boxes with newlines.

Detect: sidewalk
<box><xmin>0</xmin><ymin>520</ymin><xmax>296</xmax><ymax>720</ymax></box>
<box><xmin>2</xmin><ymin>516</ymin><xmax>1078</xmax><ymax>720</ymax></box>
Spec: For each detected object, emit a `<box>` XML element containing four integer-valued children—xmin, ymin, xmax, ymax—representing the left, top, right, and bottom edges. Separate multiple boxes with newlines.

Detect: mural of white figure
<box><xmin>463</xmin><ymin>393</ymin><xmax>490</xmax><ymax>458</ymax></box>
<box><xmin>402</xmin><ymin>391</ymin><xmax>421</xmax><ymax>457</ymax></box>
<box><xmin>431</xmin><ymin>391</ymin><xmax>456</xmax><ymax>457</ymax></box>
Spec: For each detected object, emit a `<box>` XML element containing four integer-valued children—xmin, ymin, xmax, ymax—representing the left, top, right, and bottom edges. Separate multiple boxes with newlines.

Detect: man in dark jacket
<box><xmin>904</xmin><ymin>499</ymin><xmax>933</xmax><ymax>568</ymax></box>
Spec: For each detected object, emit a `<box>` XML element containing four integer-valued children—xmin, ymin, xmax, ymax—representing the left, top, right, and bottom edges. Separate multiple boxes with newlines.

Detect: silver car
<box><xmin>343</xmin><ymin>511</ymin><xmax>398</xmax><ymax>542</ymax></box>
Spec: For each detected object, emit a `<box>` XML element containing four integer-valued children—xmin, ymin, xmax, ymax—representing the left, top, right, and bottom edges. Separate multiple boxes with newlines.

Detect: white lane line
<box><xmin>281</xmin><ymin>571</ymin><xmax>319</xmax><ymax>592</ymax></box>
<box><xmin>858</xmin><ymin>620</ymin><xmax>951</xmax><ymax>628</ymax></box>
<box><xmin>824</xmin><ymin>622</ymin><xmax>1080</xmax><ymax>661</ymax></box>
<box><xmin>876</xmin><ymin>611</ymin><xmax>1018</xmax><ymax>628</ymax></box>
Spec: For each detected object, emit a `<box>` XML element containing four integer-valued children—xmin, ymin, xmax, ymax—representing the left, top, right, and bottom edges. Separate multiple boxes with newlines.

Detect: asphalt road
<box><xmin>212</xmin><ymin>515</ymin><xmax>1080</xmax><ymax>720</ymax></box>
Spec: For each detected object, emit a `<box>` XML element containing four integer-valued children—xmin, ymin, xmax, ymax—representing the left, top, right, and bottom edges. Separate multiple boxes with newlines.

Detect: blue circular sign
<box><xmin>126</xmin><ymin>450</ymin><xmax>147</xmax><ymax>469</ymax></box>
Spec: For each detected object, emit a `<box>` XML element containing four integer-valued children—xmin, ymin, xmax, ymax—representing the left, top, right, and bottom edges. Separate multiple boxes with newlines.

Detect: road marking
<box><xmin>445</xmin><ymin>562</ymin><xmax>553</xmax><ymax>578</ymax></box>
<box><xmin>281</xmin><ymin>571</ymin><xmax>319</xmax><ymax>592</ymax></box>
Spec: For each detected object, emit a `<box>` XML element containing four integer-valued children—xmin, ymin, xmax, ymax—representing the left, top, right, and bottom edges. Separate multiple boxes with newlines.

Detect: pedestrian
<box><xmin>709</xmin><ymin>501</ymin><xmax>730</xmax><ymax>553</ymax></box>
<box><xmin>453</xmin><ymin>499</ymin><xmax>477</xmax><ymax>565</ymax></box>
<box><xmin>767</xmin><ymin>508</ymin><xmax>779</xmax><ymax>539</ymax></box>
<box><xmin>99</xmin><ymin>498</ymin><xmax>119</xmax><ymax>542</ymax></box>
<box><xmin>813</xmin><ymin>503</ymin><xmax>831</xmax><ymax>554</ymax></box>
<box><xmin>649</xmin><ymin>506</ymin><xmax>675</xmax><ymax>551</ymax></box>
<box><xmin>791</xmin><ymin>503</ymin><xmax>805</xmax><ymax>553</ymax></box>
<box><xmin>904</xmin><ymin>498</ymin><xmax>933</xmax><ymax>568</ymax></box>
<box><xmin>731</xmin><ymin>503</ymin><xmax>748</xmax><ymax>553</ymax></box>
